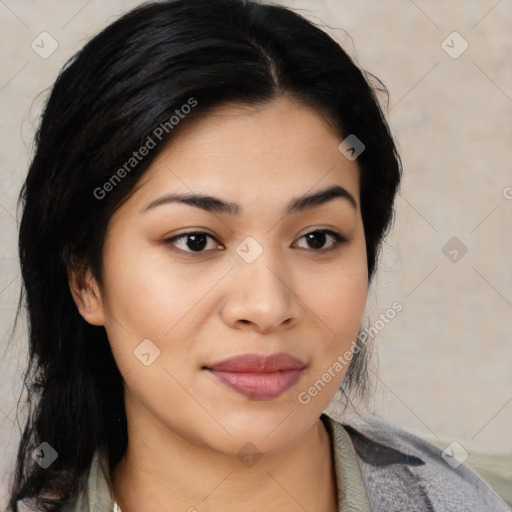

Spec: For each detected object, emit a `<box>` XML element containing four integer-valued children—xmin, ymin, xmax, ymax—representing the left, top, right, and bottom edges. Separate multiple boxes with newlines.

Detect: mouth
<box><xmin>203</xmin><ymin>352</ymin><xmax>306</xmax><ymax>400</ymax></box>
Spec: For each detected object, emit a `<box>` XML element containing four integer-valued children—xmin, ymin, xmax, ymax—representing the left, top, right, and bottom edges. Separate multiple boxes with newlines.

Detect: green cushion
<box><xmin>424</xmin><ymin>436</ymin><xmax>512</xmax><ymax>507</ymax></box>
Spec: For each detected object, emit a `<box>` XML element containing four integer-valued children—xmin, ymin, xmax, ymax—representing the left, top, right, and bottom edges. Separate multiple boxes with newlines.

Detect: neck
<box><xmin>111</xmin><ymin>412</ymin><xmax>337</xmax><ymax>512</ymax></box>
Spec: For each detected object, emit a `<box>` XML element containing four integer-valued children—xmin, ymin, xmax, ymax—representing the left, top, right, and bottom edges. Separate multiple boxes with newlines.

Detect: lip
<box><xmin>205</xmin><ymin>352</ymin><xmax>306</xmax><ymax>400</ymax></box>
<box><xmin>207</xmin><ymin>352</ymin><xmax>306</xmax><ymax>372</ymax></box>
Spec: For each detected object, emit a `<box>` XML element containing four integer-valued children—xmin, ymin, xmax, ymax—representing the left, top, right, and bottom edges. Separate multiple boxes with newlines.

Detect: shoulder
<box><xmin>323</xmin><ymin>411</ymin><xmax>511</xmax><ymax>512</ymax></box>
<box><xmin>63</xmin><ymin>449</ymin><xmax>114</xmax><ymax>511</ymax></box>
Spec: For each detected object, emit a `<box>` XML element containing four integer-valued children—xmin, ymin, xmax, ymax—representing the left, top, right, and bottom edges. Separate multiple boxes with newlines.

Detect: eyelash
<box><xmin>164</xmin><ymin>229</ymin><xmax>348</xmax><ymax>256</ymax></box>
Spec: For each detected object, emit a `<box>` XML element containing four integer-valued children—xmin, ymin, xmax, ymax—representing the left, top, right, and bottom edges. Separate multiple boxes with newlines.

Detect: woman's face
<box><xmin>76</xmin><ymin>96</ymin><xmax>368</xmax><ymax>456</ymax></box>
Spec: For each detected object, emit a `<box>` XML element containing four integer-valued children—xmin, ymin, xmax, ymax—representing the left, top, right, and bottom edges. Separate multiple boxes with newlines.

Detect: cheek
<box><xmin>295</xmin><ymin>267</ymin><xmax>367</xmax><ymax>410</ymax></box>
<box><xmin>308</xmin><ymin>270</ymin><xmax>367</xmax><ymax>357</ymax></box>
<box><xmin>309</xmin><ymin>242</ymin><xmax>368</xmax><ymax>338</ymax></box>
<box><xmin>98</xmin><ymin>242</ymin><xmax>214</xmax><ymax>398</ymax></box>
<box><xmin>100</xmin><ymin>235</ymin><xmax>213</xmax><ymax>338</ymax></box>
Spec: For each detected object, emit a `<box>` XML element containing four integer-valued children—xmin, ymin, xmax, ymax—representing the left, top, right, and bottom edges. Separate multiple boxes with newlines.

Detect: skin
<box><xmin>69</xmin><ymin>95</ymin><xmax>368</xmax><ymax>512</ymax></box>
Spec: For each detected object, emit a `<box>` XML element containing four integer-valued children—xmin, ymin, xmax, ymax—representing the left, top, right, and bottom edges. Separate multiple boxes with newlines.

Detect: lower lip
<box><xmin>208</xmin><ymin>369</ymin><xmax>304</xmax><ymax>400</ymax></box>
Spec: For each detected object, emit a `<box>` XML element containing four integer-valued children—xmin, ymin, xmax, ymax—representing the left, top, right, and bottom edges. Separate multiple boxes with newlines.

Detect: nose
<box><xmin>220</xmin><ymin>241</ymin><xmax>300</xmax><ymax>334</ymax></box>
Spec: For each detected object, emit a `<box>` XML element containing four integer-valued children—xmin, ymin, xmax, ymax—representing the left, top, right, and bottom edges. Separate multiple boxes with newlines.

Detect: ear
<box><xmin>67</xmin><ymin>265</ymin><xmax>106</xmax><ymax>326</ymax></box>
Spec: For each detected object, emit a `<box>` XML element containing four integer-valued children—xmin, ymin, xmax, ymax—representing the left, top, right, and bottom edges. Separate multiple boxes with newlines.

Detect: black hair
<box><xmin>7</xmin><ymin>0</ymin><xmax>402</xmax><ymax>509</ymax></box>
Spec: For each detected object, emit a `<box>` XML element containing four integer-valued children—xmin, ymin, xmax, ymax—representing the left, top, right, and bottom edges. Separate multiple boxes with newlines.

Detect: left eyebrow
<box><xmin>139</xmin><ymin>184</ymin><xmax>357</xmax><ymax>216</ymax></box>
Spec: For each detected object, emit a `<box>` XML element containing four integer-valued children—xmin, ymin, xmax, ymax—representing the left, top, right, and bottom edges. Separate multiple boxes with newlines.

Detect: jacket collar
<box><xmin>321</xmin><ymin>409</ymin><xmax>427</xmax><ymax>465</ymax></box>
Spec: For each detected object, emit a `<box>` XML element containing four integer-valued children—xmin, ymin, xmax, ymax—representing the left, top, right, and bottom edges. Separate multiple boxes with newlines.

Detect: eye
<box><xmin>164</xmin><ymin>229</ymin><xmax>348</xmax><ymax>255</ymax></box>
<box><xmin>164</xmin><ymin>232</ymin><xmax>222</xmax><ymax>254</ymax></box>
<box><xmin>294</xmin><ymin>230</ymin><xmax>348</xmax><ymax>252</ymax></box>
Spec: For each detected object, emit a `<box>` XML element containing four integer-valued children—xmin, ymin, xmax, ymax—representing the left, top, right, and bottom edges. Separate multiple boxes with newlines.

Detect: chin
<box><xmin>194</xmin><ymin>407</ymin><xmax>315</xmax><ymax>457</ymax></box>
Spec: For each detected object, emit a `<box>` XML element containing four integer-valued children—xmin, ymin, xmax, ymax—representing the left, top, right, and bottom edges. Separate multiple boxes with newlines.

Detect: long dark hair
<box><xmin>7</xmin><ymin>0</ymin><xmax>402</xmax><ymax>509</ymax></box>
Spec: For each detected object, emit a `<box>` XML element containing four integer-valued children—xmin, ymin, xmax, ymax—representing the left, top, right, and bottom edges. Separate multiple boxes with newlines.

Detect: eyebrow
<box><xmin>140</xmin><ymin>184</ymin><xmax>357</xmax><ymax>216</ymax></box>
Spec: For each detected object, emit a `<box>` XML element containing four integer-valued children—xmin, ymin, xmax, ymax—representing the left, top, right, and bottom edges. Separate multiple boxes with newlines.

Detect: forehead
<box><xmin>160</xmin><ymin>96</ymin><xmax>344</xmax><ymax>162</ymax></box>
<box><xmin>128</xmin><ymin>96</ymin><xmax>361</xmax><ymax>212</ymax></box>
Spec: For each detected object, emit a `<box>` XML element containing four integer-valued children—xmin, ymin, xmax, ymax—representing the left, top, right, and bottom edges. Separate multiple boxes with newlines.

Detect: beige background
<box><xmin>1</xmin><ymin>0</ymin><xmax>511</xmax><ymax>507</ymax></box>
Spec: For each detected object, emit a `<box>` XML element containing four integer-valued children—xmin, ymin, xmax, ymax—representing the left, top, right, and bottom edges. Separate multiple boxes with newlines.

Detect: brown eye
<box><xmin>294</xmin><ymin>230</ymin><xmax>347</xmax><ymax>252</ymax></box>
<box><xmin>165</xmin><ymin>232</ymin><xmax>221</xmax><ymax>253</ymax></box>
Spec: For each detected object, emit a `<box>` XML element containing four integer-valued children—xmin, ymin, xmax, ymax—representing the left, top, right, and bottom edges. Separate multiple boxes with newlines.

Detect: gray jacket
<box><xmin>326</xmin><ymin>411</ymin><xmax>512</xmax><ymax>511</ymax></box>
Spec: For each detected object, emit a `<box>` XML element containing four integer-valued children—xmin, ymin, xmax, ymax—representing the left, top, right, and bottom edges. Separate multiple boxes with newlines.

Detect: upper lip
<box><xmin>206</xmin><ymin>352</ymin><xmax>306</xmax><ymax>373</ymax></box>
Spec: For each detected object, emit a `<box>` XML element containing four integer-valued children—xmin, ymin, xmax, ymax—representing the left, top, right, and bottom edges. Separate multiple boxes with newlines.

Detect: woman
<box><xmin>7</xmin><ymin>0</ymin><xmax>511</xmax><ymax>511</ymax></box>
